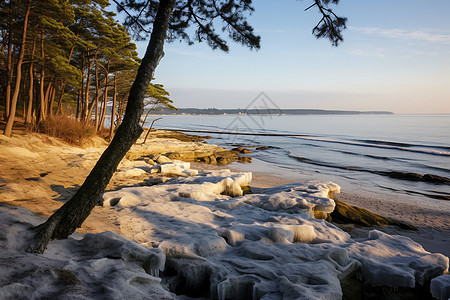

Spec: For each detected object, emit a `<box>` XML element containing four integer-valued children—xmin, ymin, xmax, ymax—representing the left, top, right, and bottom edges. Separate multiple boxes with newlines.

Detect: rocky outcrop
<box><xmin>328</xmin><ymin>199</ymin><xmax>417</xmax><ymax>231</ymax></box>
<box><xmin>232</xmin><ymin>147</ymin><xmax>252</xmax><ymax>154</ymax></box>
<box><xmin>124</xmin><ymin>130</ymin><xmax>251</xmax><ymax>165</ymax></box>
<box><xmin>382</xmin><ymin>171</ymin><xmax>450</xmax><ymax>185</ymax></box>
<box><xmin>166</xmin><ymin>149</ymin><xmax>249</xmax><ymax>165</ymax></box>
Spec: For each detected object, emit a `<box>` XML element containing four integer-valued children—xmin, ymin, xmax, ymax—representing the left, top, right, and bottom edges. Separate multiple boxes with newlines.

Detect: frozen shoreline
<box><xmin>1</xmin><ymin>131</ymin><xmax>449</xmax><ymax>299</ymax></box>
<box><xmin>228</xmin><ymin>164</ymin><xmax>450</xmax><ymax>258</ymax></box>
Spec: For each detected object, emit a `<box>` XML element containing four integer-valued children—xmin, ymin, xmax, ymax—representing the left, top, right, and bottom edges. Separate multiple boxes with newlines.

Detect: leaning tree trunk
<box><xmin>27</xmin><ymin>0</ymin><xmax>176</xmax><ymax>254</ymax></box>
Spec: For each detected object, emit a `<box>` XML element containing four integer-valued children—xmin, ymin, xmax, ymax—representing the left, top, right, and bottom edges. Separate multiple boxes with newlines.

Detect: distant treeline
<box><xmin>148</xmin><ymin>108</ymin><xmax>394</xmax><ymax>115</ymax></box>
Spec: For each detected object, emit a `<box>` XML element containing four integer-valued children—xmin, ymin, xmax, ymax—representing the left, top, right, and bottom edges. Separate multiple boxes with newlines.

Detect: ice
<box><xmin>219</xmin><ymin>229</ymin><xmax>245</xmax><ymax>246</ymax></box>
<box><xmin>2</xmin><ymin>163</ymin><xmax>449</xmax><ymax>299</ymax></box>
<box><xmin>347</xmin><ymin>230</ymin><xmax>449</xmax><ymax>288</ymax></box>
<box><xmin>268</xmin><ymin>224</ymin><xmax>316</xmax><ymax>244</ymax></box>
<box><xmin>242</xmin><ymin>182</ymin><xmax>337</xmax><ymax>217</ymax></box>
<box><xmin>0</xmin><ymin>207</ymin><xmax>173</xmax><ymax>300</ymax></box>
<box><xmin>430</xmin><ymin>275</ymin><xmax>450</xmax><ymax>300</ymax></box>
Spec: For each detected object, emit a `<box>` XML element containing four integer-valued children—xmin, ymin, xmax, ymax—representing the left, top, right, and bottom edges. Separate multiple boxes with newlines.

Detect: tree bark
<box><xmin>25</xmin><ymin>37</ymin><xmax>36</xmax><ymax>124</ymax></box>
<box><xmin>4</xmin><ymin>0</ymin><xmax>32</xmax><ymax>136</ymax></box>
<box><xmin>56</xmin><ymin>44</ymin><xmax>76</xmax><ymax>115</ymax></box>
<box><xmin>27</xmin><ymin>0</ymin><xmax>176</xmax><ymax>254</ymax></box>
<box><xmin>76</xmin><ymin>52</ymin><xmax>85</xmax><ymax>120</ymax></box>
<box><xmin>5</xmin><ymin>0</ymin><xmax>13</xmax><ymax>120</ymax></box>
<box><xmin>83</xmin><ymin>52</ymin><xmax>92</xmax><ymax>122</ymax></box>
<box><xmin>56</xmin><ymin>81</ymin><xmax>65</xmax><ymax>115</ymax></box>
<box><xmin>38</xmin><ymin>31</ymin><xmax>46</xmax><ymax>122</ymax></box>
<box><xmin>48</xmin><ymin>81</ymin><xmax>56</xmax><ymax>117</ymax></box>
<box><xmin>94</xmin><ymin>52</ymin><xmax>99</xmax><ymax>130</ymax></box>
<box><xmin>44</xmin><ymin>81</ymin><xmax>52</xmax><ymax>116</ymax></box>
<box><xmin>98</xmin><ymin>62</ymin><xmax>109</xmax><ymax>132</ymax></box>
<box><xmin>109</xmin><ymin>71</ymin><xmax>117</xmax><ymax>141</ymax></box>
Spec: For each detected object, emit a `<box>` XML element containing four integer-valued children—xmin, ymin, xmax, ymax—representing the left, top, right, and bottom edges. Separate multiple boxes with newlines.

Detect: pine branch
<box><xmin>111</xmin><ymin>0</ymin><xmax>151</xmax><ymax>34</ymax></box>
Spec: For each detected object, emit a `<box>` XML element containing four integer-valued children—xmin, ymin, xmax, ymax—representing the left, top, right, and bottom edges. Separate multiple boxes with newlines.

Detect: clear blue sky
<box><xmin>127</xmin><ymin>0</ymin><xmax>450</xmax><ymax>114</ymax></box>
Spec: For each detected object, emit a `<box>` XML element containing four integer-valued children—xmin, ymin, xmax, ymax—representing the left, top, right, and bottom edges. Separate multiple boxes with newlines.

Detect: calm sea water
<box><xmin>152</xmin><ymin>114</ymin><xmax>450</xmax><ymax>201</ymax></box>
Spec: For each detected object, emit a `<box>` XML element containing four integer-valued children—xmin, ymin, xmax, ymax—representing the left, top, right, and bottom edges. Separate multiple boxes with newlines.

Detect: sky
<box><xmin>127</xmin><ymin>0</ymin><xmax>450</xmax><ymax>114</ymax></box>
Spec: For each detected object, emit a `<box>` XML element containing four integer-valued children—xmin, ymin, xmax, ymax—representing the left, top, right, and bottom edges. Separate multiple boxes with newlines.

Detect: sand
<box><xmin>1</xmin><ymin>131</ymin><xmax>449</xmax><ymax>258</ymax></box>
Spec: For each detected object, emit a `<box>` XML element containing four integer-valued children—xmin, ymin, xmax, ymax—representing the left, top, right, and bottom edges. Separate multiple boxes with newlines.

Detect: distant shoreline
<box><xmin>147</xmin><ymin>108</ymin><xmax>394</xmax><ymax>116</ymax></box>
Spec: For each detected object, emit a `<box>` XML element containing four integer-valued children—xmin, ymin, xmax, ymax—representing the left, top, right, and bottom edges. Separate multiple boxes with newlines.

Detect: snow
<box><xmin>431</xmin><ymin>275</ymin><xmax>450</xmax><ymax>300</ymax></box>
<box><xmin>0</xmin><ymin>206</ymin><xmax>172</xmax><ymax>299</ymax></box>
<box><xmin>1</xmin><ymin>161</ymin><xmax>449</xmax><ymax>299</ymax></box>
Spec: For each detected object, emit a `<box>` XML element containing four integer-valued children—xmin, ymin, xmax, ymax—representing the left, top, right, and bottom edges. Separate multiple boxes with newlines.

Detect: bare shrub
<box><xmin>35</xmin><ymin>116</ymin><xmax>97</xmax><ymax>146</ymax></box>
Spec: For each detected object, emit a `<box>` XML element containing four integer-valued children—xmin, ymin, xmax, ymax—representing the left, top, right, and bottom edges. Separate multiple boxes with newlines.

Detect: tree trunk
<box><xmin>5</xmin><ymin>0</ymin><xmax>13</xmax><ymax>120</ymax></box>
<box><xmin>56</xmin><ymin>81</ymin><xmax>65</xmax><ymax>115</ymax></box>
<box><xmin>98</xmin><ymin>62</ymin><xmax>109</xmax><ymax>132</ymax></box>
<box><xmin>27</xmin><ymin>0</ymin><xmax>175</xmax><ymax>254</ymax></box>
<box><xmin>4</xmin><ymin>0</ymin><xmax>32</xmax><ymax>136</ymax></box>
<box><xmin>44</xmin><ymin>81</ymin><xmax>52</xmax><ymax>116</ymax></box>
<box><xmin>109</xmin><ymin>71</ymin><xmax>117</xmax><ymax>141</ymax></box>
<box><xmin>25</xmin><ymin>37</ymin><xmax>36</xmax><ymax>124</ymax></box>
<box><xmin>56</xmin><ymin>43</ymin><xmax>76</xmax><ymax>115</ymax></box>
<box><xmin>116</xmin><ymin>97</ymin><xmax>125</xmax><ymax>131</ymax></box>
<box><xmin>48</xmin><ymin>81</ymin><xmax>56</xmax><ymax>117</ymax></box>
<box><xmin>83</xmin><ymin>52</ymin><xmax>92</xmax><ymax>122</ymax></box>
<box><xmin>76</xmin><ymin>52</ymin><xmax>85</xmax><ymax>120</ymax></box>
<box><xmin>38</xmin><ymin>31</ymin><xmax>46</xmax><ymax>122</ymax></box>
<box><xmin>94</xmin><ymin>52</ymin><xmax>99</xmax><ymax>130</ymax></box>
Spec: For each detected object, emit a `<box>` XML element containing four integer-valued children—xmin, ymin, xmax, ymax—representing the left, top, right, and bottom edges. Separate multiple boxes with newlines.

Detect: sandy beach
<box><xmin>1</xmin><ymin>130</ymin><xmax>449</xmax><ymax>299</ymax></box>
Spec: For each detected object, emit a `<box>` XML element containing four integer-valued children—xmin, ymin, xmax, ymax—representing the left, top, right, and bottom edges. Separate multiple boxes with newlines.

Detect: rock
<box><xmin>329</xmin><ymin>199</ymin><xmax>417</xmax><ymax>230</ymax></box>
<box><xmin>382</xmin><ymin>172</ymin><xmax>450</xmax><ymax>185</ymax></box>
<box><xmin>145</xmin><ymin>158</ymin><xmax>156</xmax><ymax>165</ymax></box>
<box><xmin>145</xmin><ymin>130</ymin><xmax>209</xmax><ymax>142</ymax></box>
<box><xmin>384</xmin><ymin>171</ymin><xmax>423</xmax><ymax>181</ymax></box>
<box><xmin>160</xmin><ymin>164</ymin><xmax>187</xmax><ymax>177</ymax></box>
<box><xmin>238</xmin><ymin>156</ymin><xmax>252</xmax><ymax>163</ymax></box>
<box><xmin>155</xmin><ymin>155</ymin><xmax>171</xmax><ymax>164</ymax></box>
<box><xmin>423</xmin><ymin>174</ymin><xmax>450</xmax><ymax>184</ymax></box>
<box><xmin>232</xmin><ymin>147</ymin><xmax>252</xmax><ymax>154</ymax></box>
<box><xmin>150</xmin><ymin>166</ymin><xmax>161</xmax><ymax>174</ymax></box>
<box><xmin>167</xmin><ymin>151</ymin><xmax>211</xmax><ymax>161</ymax></box>
<box><xmin>214</xmin><ymin>151</ymin><xmax>240</xmax><ymax>165</ymax></box>
<box><xmin>200</xmin><ymin>155</ymin><xmax>217</xmax><ymax>164</ymax></box>
<box><xmin>255</xmin><ymin>146</ymin><xmax>272</xmax><ymax>150</ymax></box>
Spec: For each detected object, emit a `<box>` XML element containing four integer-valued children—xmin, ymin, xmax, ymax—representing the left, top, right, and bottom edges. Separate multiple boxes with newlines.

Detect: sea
<box><xmin>150</xmin><ymin>114</ymin><xmax>450</xmax><ymax>202</ymax></box>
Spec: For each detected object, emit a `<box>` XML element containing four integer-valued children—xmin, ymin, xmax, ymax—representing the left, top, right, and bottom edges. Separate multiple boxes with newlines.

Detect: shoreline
<box><xmin>1</xmin><ymin>130</ymin><xmax>449</xmax><ymax>299</ymax></box>
<box><xmin>229</xmin><ymin>160</ymin><xmax>450</xmax><ymax>257</ymax></box>
<box><xmin>1</xmin><ymin>130</ymin><xmax>449</xmax><ymax>257</ymax></box>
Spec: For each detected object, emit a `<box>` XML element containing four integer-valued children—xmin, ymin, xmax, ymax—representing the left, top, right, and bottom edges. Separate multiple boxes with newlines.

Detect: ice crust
<box><xmin>431</xmin><ymin>275</ymin><xmax>450</xmax><ymax>300</ymax></box>
<box><xmin>1</xmin><ymin>161</ymin><xmax>448</xmax><ymax>299</ymax></box>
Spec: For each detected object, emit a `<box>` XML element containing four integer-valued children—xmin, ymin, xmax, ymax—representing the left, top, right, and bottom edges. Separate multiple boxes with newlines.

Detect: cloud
<box><xmin>349</xmin><ymin>26</ymin><xmax>450</xmax><ymax>44</ymax></box>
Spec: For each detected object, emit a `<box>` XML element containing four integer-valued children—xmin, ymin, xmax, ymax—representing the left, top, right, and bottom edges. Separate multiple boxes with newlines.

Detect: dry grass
<box><xmin>35</xmin><ymin>116</ymin><xmax>97</xmax><ymax>146</ymax></box>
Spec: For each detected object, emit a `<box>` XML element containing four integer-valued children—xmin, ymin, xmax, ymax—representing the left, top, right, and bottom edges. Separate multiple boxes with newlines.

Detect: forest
<box><xmin>0</xmin><ymin>0</ymin><xmax>174</xmax><ymax>139</ymax></box>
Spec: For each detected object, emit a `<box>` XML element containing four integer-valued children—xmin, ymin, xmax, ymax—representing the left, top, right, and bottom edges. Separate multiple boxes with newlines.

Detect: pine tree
<box><xmin>28</xmin><ymin>0</ymin><xmax>346</xmax><ymax>253</ymax></box>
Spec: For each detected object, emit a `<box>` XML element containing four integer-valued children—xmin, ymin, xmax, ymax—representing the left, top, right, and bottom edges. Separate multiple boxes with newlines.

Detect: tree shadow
<box><xmin>50</xmin><ymin>184</ymin><xmax>81</xmax><ymax>202</ymax></box>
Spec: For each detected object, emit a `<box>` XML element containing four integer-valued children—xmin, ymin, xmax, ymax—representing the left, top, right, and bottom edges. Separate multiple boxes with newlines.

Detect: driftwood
<box><xmin>143</xmin><ymin>117</ymin><xmax>162</xmax><ymax>144</ymax></box>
